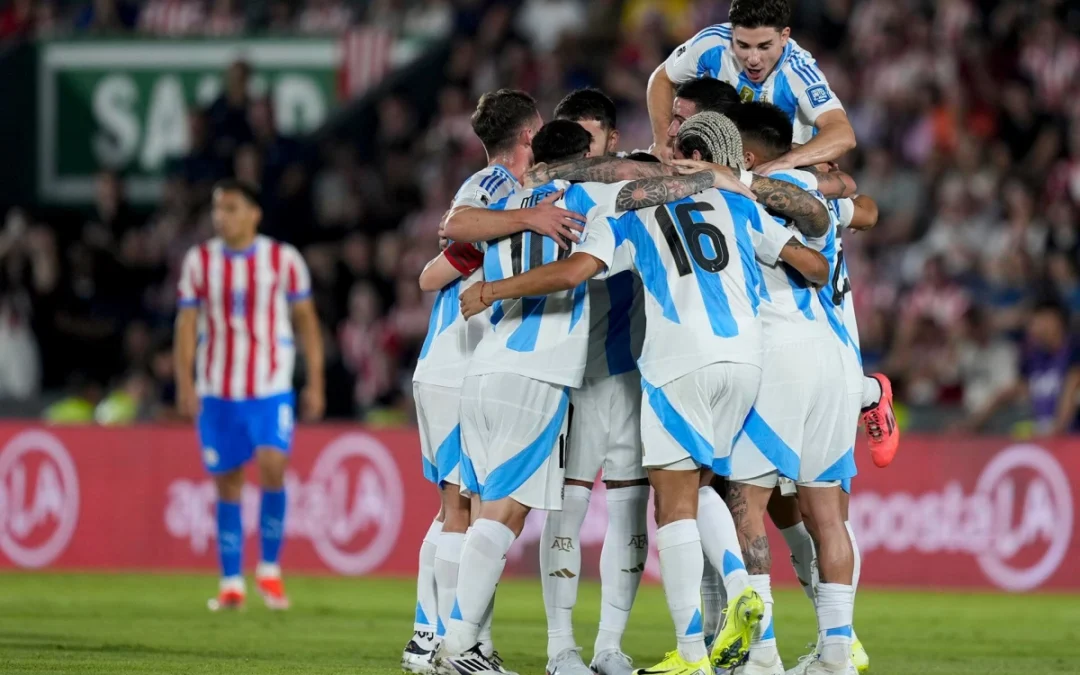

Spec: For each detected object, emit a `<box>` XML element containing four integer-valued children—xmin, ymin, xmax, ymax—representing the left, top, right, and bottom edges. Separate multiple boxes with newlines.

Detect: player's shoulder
<box><xmin>688</xmin><ymin>22</ymin><xmax>733</xmax><ymax>47</ymax></box>
<box><xmin>766</xmin><ymin>168</ymin><xmax>818</xmax><ymax>191</ymax></box>
<box><xmin>456</xmin><ymin>164</ymin><xmax>519</xmax><ymax>204</ymax></box>
<box><xmin>779</xmin><ymin>39</ymin><xmax>830</xmax><ymax>89</ymax></box>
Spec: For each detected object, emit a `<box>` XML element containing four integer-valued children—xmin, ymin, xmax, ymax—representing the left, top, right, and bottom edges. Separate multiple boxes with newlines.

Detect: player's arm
<box><xmin>849</xmin><ymin>194</ymin><xmax>878</xmax><ymax>230</ymax></box>
<box><xmin>647</xmin><ymin>64</ymin><xmax>678</xmax><ymax>161</ymax></box>
<box><xmin>174</xmin><ymin>306</ymin><xmax>199</xmax><ymax>419</ymax></box>
<box><xmin>750</xmin><ymin>203</ymin><xmax>830</xmax><ymax>286</ymax></box>
<box><xmin>614</xmin><ymin>170</ymin><xmax>743</xmax><ymax>211</ymax></box>
<box><xmin>761</xmin><ymin>109</ymin><xmax>856</xmax><ymax>172</ymax></box>
<box><xmin>801</xmin><ymin>165</ymin><xmax>857</xmax><ymax>199</ymax></box>
<box><xmin>418</xmin><ymin>242</ymin><xmax>484</xmax><ymax>292</ymax></box>
<box><xmin>440</xmin><ymin>191</ymin><xmax>585</xmax><ymax>249</ymax></box>
<box><xmin>779</xmin><ymin>239</ymin><xmax>830</xmax><ymax>287</ymax></box>
<box><xmin>284</xmin><ymin>250</ymin><xmax>324</xmax><ymax>421</ymax></box>
<box><xmin>461</xmin><ymin>253</ymin><xmax>607</xmax><ymax>319</ymax></box>
<box><xmin>523</xmin><ymin>156</ymin><xmax>671</xmax><ymax>186</ymax></box>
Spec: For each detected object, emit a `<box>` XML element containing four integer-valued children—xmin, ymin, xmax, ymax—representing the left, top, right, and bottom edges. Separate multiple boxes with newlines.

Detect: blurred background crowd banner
<box><xmin>0</xmin><ymin>0</ymin><xmax>1079</xmax><ymax>437</ymax></box>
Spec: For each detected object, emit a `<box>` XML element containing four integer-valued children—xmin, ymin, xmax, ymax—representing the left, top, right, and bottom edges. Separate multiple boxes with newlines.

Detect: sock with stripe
<box><xmin>443</xmin><ymin>519</ymin><xmax>514</xmax><ymax>656</ymax></box>
<box><xmin>781</xmin><ymin>522</ymin><xmax>818</xmax><ymax>606</ymax></box>
<box><xmin>696</xmin><ymin>486</ymin><xmax>751</xmax><ymax>601</ymax></box>
<box><xmin>816</xmin><ymin>583</ymin><xmax>855</xmax><ymax>667</ymax></box>
<box><xmin>216</xmin><ymin>500</ymin><xmax>243</xmax><ymax>580</ymax></box>
<box><xmin>847</xmin><ymin>520</ymin><xmax>861</xmax><ymax>647</ymax></box>
<box><xmin>657</xmin><ymin>519</ymin><xmax>707</xmax><ymax>664</ymax></box>
<box><xmin>747</xmin><ymin>574</ymin><xmax>778</xmax><ymax>663</ymax></box>
<box><xmin>700</xmin><ymin>562</ymin><xmax>725</xmax><ymax>650</ymax></box>
<box><xmin>541</xmin><ymin>484</ymin><xmax>591</xmax><ymax>660</ymax></box>
<box><xmin>594</xmin><ymin>485</ymin><xmax>649</xmax><ymax>656</ymax></box>
<box><xmin>259</xmin><ymin>489</ymin><xmax>286</xmax><ymax>569</ymax></box>
<box><xmin>434</xmin><ymin>530</ymin><xmax>465</xmax><ymax>639</ymax></box>
<box><xmin>861</xmin><ymin>376</ymin><xmax>882</xmax><ymax>409</ymax></box>
<box><xmin>412</xmin><ymin>519</ymin><xmax>441</xmax><ymax>642</ymax></box>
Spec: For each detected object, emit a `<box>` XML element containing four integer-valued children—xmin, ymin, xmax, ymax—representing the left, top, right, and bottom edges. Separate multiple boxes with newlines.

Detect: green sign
<box><xmin>38</xmin><ymin>39</ymin><xmax>340</xmax><ymax>203</ymax></box>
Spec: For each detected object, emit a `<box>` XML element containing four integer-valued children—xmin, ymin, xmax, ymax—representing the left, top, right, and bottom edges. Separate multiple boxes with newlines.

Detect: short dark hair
<box><xmin>674</xmin><ymin>78</ymin><xmax>741</xmax><ymax>117</ymax></box>
<box><xmin>531</xmin><ymin>120</ymin><xmax>593</xmax><ymax>164</ymax></box>
<box><xmin>729</xmin><ymin>0</ymin><xmax>790</xmax><ymax>30</ymax></box>
<box><xmin>676</xmin><ymin>135</ymin><xmax>715</xmax><ymax>164</ymax></box>
<box><xmin>213</xmin><ymin>178</ymin><xmax>261</xmax><ymax>206</ymax></box>
<box><xmin>554</xmin><ymin>88</ymin><xmax>617</xmax><ymax>131</ymax></box>
<box><xmin>734</xmin><ymin>101</ymin><xmax>792</xmax><ymax>161</ymax></box>
<box><xmin>471</xmin><ymin>89</ymin><xmax>539</xmax><ymax>155</ymax></box>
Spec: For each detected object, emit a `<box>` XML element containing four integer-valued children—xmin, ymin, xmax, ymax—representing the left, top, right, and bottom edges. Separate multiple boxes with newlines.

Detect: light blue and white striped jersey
<box><xmin>579</xmin><ymin>188</ymin><xmax>795</xmax><ymax>388</ymax></box>
<box><xmin>802</xmin><ymin>193</ymin><xmax>861</xmax><ymax>364</ymax></box>
<box><xmin>664</xmin><ymin>24</ymin><xmax>844</xmax><ymax>143</ymax></box>
<box><xmin>413</xmin><ymin>164</ymin><xmax>519</xmax><ymax>388</ymax></box>
<box><xmin>466</xmin><ymin>180</ymin><xmax>626</xmax><ymax>388</ymax></box>
<box><xmin>582</xmin><ymin>259</ymin><xmax>645</xmax><ymax>379</ymax></box>
<box><xmin>752</xmin><ymin>168</ymin><xmax>833</xmax><ymax>343</ymax></box>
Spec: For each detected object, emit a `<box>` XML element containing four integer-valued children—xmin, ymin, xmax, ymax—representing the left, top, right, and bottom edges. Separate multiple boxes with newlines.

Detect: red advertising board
<box><xmin>0</xmin><ymin>424</ymin><xmax>1076</xmax><ymax>592</ymax></box>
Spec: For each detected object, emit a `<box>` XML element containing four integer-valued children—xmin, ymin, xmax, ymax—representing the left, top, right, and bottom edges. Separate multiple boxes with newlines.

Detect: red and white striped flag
<box><xmin>339</xmin><ymin>27</ymin><xmax>394</xmax><ymax>101</ymax></box>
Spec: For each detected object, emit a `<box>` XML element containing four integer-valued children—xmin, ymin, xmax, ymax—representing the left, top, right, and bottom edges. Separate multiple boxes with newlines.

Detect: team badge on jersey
<box><xmin>807</xmin><ymin>84</ymin><xmax>833</xmax><ymax>107</ymax></box>
<box><xmin>739</xmin><ymin>85</ymin><xmax>755</xmax><ymax>102</ymax></box>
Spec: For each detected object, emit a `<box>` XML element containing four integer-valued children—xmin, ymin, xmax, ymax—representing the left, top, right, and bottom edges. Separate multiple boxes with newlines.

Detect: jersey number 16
<box><xmin>655</xmin><ymin>202</ymin><xmax>729</xmax><ymax>276</ymax></box>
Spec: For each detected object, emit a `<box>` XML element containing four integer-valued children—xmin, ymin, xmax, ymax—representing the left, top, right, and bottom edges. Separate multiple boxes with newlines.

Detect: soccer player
<box><xmin>405</xmin><ymin>89</ymin><xmax>583</xmax><ymax>675</ymax></box>
<box><xmin>554</xmin><ymin>87</ymin><xmax>621</xmax><ymax>158</ymax></box>
<box><xmin>666</xmin><ymin>78</ymin><xmax>742</xmax><ymax>141</ymax></box>
<box><xmin>460</xmin><ymin>112</ymin><xmax>831</xmax><ymax>675</ymax></box>
<box><xmin>648</xmin><ymin>0</ymin><xmax>856</xmax><ymax>172</ymax></box>
<box><xmin>436</xmin><ymin>120</ymin><xmax>736</xmax><ymax>675</ymax></box>
<box><xmin>174</xmin><ymin>178</ymin><xmax>325</xmax><ymax>612</ymax></box>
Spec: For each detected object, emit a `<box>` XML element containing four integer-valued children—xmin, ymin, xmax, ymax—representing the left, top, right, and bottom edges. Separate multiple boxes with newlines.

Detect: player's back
<box><xmin>613</xmin><ymin>188</ymin><xmax>779</xmax><ymax>387</ymax></box>
<box><xmin>467</xmin><ymin>181</ymin><xmax>590</xmax><ymax>388</ymax></box>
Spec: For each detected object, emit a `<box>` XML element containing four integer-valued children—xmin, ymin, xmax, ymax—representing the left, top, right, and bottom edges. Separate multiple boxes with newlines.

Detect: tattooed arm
<box><xmin>778</xmin><ymin>238</ymin><xmax>830</xmax><ymax>286</ymax></box>
<box><xmin>522</xmin><ymin>156</ymin><xmax>671</xmax><ymax>187</ymax></box>
<box><xmin>614</xmin><ymin>171</ymin><xmax>718</xmax><ymax>211</ymax></box>
<box><xmin>750</xmin><ymin>175</ymin><xmax>831</xmax><ymax>238</ymax></box>
<box><xmin>801</xmin><ymin>166</ymin><xmax>857</xmax><ymax>199</ymax></box>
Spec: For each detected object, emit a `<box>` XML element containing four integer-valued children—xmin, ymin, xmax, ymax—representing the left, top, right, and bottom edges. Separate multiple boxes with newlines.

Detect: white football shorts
<box><xmin>413</xmin><ymin>381</ymin><xmax>463</xmax><ymax>489</ymax></box>
<box><xmin>459</xmin><ymin>373</ymin><xmax>570</xmax><ymax>511</ymax></box>
<box><xmin>640</xmin><ymin>363</ymin><xmax>760</xmax><ymax>473</ymax></box>
<box><xmin>566</xmin><ymin>371</ymin><xmax>646</xmax><ymax>483</ymax></box>
<box><xmin>730</xmin><ymin>337</ymin><xmax>854</xmax><ymax>487</ymax></box>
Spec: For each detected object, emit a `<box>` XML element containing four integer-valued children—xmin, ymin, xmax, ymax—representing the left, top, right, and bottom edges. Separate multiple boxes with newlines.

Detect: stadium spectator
<box><xmin>296</xmin><ymin>0</ymin><xmax>352</xmax><ymax>35</ymax></box>
<box><xmin>74</xmin><ymin>0</ymin><xmax>139</xmax><ymax>33</ymax></box>
<box><xmin>137</xmin><ymin>0</ymin><xmax>205</xmax><ymax>36</ymax></box>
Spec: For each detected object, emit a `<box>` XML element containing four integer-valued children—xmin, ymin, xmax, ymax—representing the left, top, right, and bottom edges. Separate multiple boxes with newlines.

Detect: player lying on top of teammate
<box><xmin>648</xmin><ymin>0</ymin><xmax>856</xmax><ymax>171</ymax></box>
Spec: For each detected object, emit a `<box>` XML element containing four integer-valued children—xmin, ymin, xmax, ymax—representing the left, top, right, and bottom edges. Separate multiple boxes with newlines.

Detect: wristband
<box><xmin>740</xmin><ymin>169</ymin><xmax>754</xmax><ymax>187</ymax></box>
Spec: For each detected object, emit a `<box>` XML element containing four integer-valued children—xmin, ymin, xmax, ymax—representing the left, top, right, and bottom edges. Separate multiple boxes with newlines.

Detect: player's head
<box><xmin>555</xmin><ymin>87</ymin><xmax>620</xmax><ymax>157</ymax></box>
<box><xmin>471</xmin><ymin>89</ymin><xmax>542</xmax><ymax>161</ymax></box>
<box><xmin>1029</xmin><ymin>302</ymin><xmax>1068</xmax><ymax>351</ymax></box>
<box><xmin>211</xmin><ymin>178</ymin><xmax>262</xmax><ymax>243</ymax></box>
<box><xmin>531</xmin><ymin>120</ymin><xmax>594</xmax><ymax>164</ymax></box>
<box><xmin>674</xmin><ymin>112</ymin><xmax>745</xmax><ymax>170</ymax></box>
<box><xmin>669</xmin><ymin>79</ymin><xmax>741</xmax><ymax>138</ymax></box>
<box><xmin>729</xmin><ymin>0</ymin><xmax>791</xmax><ymax>83</ymax></box>
<box><xmin>734</xmin><ymin>101</ymin><xmax>793</xmax><ymax>169</ymax></box>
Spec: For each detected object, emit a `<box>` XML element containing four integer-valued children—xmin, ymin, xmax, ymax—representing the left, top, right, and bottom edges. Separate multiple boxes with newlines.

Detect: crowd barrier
<box><xmin>0</xmin><ymin>424</ymin><xmax>1075</xmax><ymax>592</ymax></box>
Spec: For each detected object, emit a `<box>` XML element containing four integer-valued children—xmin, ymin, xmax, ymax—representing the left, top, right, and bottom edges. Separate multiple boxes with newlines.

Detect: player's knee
<box><xmin>565</xmin><ymin>477</ymin><xmax>594</xmax><ymax>489</ymax></box>
<box><xmin>213</xmin><ymin>469</ymin><xmax>244</xmax><ymax>501</ymax></box>
<box><xmin>256</xmin><ymin>448</ymin><xmax>288</xmax><ymax>489</ymax></box>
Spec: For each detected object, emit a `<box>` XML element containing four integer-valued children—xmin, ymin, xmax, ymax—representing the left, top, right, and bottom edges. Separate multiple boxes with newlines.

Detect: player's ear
<box><xmin>608</xmin><ymin>129</ymin><xmax>621</xmax><ymax>154</ymax></box>
<box><xmin>692</xmin><ymin>149</ymin><xmax>703</xmax><ymax>162</ymax></box>
<box><xmin>779</xmin><ymin>27</ymin><xmax>791</xmax><ymax>45</ymax></box>
<box><xmin>744</xmin><ymin>150</ymin><xmax>755</xmax><ymax>169</ymax></box>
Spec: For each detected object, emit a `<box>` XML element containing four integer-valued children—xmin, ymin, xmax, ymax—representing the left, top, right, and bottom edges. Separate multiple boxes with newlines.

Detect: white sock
<box><xmin>443</xmin><ymin>519</ymin><xmax>515</xmax><ymax>655</ymax></box>
<box><xmin>541</xmin><ymin>484</ymin><xmax>592</xmax><ymax>660</ymax></box>
<box><xmin>846</xmin><ymin>521</ymin><xmax>861</xmax><ymax>593</ymax></box>
<box><xmin>747</xmin><ymin>574</ymin><xmax>777</xmax><ymax>662</ymax></box>
<box><xmin>595</xmin><ymin>485</ymin><xmax>649</xmax><ymax>655</ymax></box>
<box><xmin>816</xmin><ymin>583</ymin><xmax>855</xmax><ymax>667</ymax></box>
<box><xmin>414</xmin><ymin>519</ymin><xmax>442</xmax><ymax>638</ymax></box>
<box><xmin>696</xmin><ymin>487</ymin><xmax>750</xmax><ymax>601</ymax></box>
<box><xmin>434</xmin><ymin>530</ymin><xmax>464</xmax><ymax>638</ymax></box>
<box><xmin>780</xmin><ymin>522</ymin><xmax>818</xmax><ymax>606</ymax></box>
<box><xmin>478</xmin><ymin>595</ymin><xmax>498</xmax><ymax>657</ymax></box>
<box><xmin>861</xmin><ymin>376</ymin><xmax>882</xmax><ymax>409</ymax></box>
<box><xmin>657</xmin><ymin>520</ymin><xmax>707</xmax><ymax>664</ymax></box>
<box><xmin>700</xmin><ymin>562</ymin><xmax>725</xmax><ymax>649</ymax></box>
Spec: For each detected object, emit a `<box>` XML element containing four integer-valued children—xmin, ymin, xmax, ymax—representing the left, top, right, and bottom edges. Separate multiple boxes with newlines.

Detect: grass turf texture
<box><xmin>1</xmin><ymin>574</ymin><xmax>1078</xmax><ymax>674</ymax></box>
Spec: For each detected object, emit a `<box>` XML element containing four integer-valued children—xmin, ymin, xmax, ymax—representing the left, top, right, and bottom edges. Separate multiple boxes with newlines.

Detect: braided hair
<box><xmin>675</xmin><ymin>111</ymin><xmax>745</xmax><ymax>171</ymax></box>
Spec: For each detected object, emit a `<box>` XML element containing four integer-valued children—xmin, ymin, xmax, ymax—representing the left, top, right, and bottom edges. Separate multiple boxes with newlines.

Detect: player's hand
<box><xmin>300</xmin><ymin>383</ymin><xmax>325</xmax><ymax>422</ymax></box>
<box><xmin>177</xmin><ymin>381</ymin><xmax>199</xmax><ymax>419</ymax></box>
<box><xmin>755</xmin><ymin>154</ymin><xmax>798</xmax><ymax>175</ymax></box>
<box><xmin>523</xmin><ymin>191</ymin><xmax>586</xmax><ymax>250</ymax></box>
<box><xmin>459</xmin><ymin>282</ymin><xmax>489</xmax><ymax>319</ymax></box>
<box><xmin>671</xmin><ymin>160</ymin><xmax>756</xmax><ymax>201</ymax></box>
<box><xmin>651</xmin><ymin>138</ymin><xmax>674</xmax><ymax>165</ymax></box>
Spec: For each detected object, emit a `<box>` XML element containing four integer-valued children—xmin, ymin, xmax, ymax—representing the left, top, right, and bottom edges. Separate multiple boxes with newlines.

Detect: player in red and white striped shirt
<box><xmin>174</xmin><ymin>179</ymin><xmax>325</xmax><ymax>612</ymax></box>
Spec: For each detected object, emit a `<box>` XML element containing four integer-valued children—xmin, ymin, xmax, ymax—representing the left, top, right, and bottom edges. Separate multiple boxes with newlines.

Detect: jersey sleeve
<box><xmin>832</xmin><ymin>197</ymin><xmax>856</xmax><ymax>228</ymax></box>
<box><xmin>783</xmin><ymin>51</ymin><xmax>845</xmax><ymax>125</ymax></box>
<box><xmin>283</xmin><ymin>245</ymin><xmax>312</xmax><ymax>303</ymax></box>
<box><xmin>664</xmin><ymin>25</ymin><xmax>729</xmax><ymax>83</ymax></box>
<box><xmin>748</xmin><ymin>202</ymin><xmax>794</xmax><ymax>266</ymax></box>
<box><xmin>451</xmin><ymin>172</ymin><xmax>507</xmax><ymax>209</ymax></box>
<box><xmin>564</xmin><ymin>182</ymin><xmax>623</xmax><ymax>278</ymax></box>
<box><xmin>176</xmin><ymin>247</ymin><xmax>203</xmax><ymax>308</ymax></box>
<box><xmin>766</xmin><ymin>168</ymin><xmax>820</xmax><ymax>192</ymax></box>
<box><xmin>443</xmin><ymin>242</ymin><xmax>484</xmax><ymax>276</ymax></box>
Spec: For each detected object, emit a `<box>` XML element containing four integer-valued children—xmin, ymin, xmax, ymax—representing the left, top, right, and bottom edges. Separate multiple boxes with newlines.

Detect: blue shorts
<box><xmin>197</xmin><ymin>392</ymin><xmax>295</xmax><ymax>474</ymax></box>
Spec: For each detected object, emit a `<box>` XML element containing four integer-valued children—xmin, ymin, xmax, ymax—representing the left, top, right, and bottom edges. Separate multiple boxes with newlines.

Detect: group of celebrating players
<box><xmin>403</xmin><ymin>2</ymin><xmax>902</xmax><ymax>675</ymax></box>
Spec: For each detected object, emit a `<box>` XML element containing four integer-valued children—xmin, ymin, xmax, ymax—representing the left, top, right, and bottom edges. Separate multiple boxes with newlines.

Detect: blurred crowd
<box><xmin>2</xmin><ymin>0</ymin><xmax>1079</xmax><ymax>433</ymax></box>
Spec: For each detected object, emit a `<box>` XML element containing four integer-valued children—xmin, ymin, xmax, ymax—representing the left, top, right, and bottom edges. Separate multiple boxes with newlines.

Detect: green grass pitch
<box><xmin>1</xmin><ymin>573</ymin><xmax>1078</xmax><ymax>674</ymax></box>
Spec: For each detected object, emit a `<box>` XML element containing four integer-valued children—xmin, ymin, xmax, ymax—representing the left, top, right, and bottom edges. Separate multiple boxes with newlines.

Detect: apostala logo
<box><xmin>165</xmin><ymin>431</ymin><xmax>404</xmax><ymax>575</ymax></box>
<box><xmin>0</xmin><ymin>430</ymin><xmax>80</xmax><ymax>568</ymax></box>
<box><xmin>850</xmin><ymin>444</ymin><xmax>1073</xmax><ymax>591</ymax></box>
